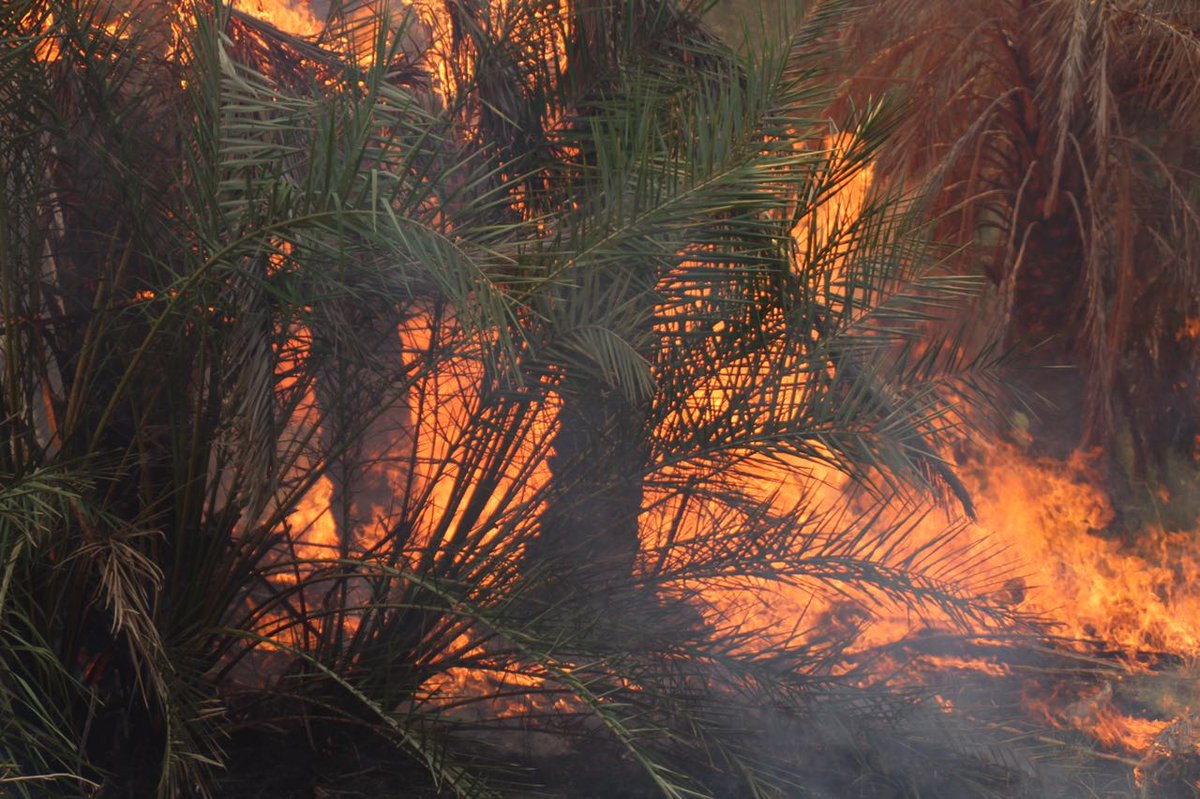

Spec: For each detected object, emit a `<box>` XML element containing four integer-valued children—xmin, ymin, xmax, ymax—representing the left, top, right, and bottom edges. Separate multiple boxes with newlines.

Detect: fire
<box><xmin>957</xmin><ymin>442</ymin><xmax>1200</xmax><ymax>656</ymax></box>
<box><xmin>791</xmin><ymin>132</ymin><xmax>874</xmax><ymax>283</ymax></box>
<box><xmin>283</xmin><ymin>471</ymin><xmax>338</xmax><ymax>565</ymax></box>
<box><xmin>397</xmin><ymin>311</ymin><xmax>555</xmax><ymax>563</ymax></box>
<box><xmin>1062</xmin><ymin>683</ymin><xmax>1170</xmax><ymax>753</ymax></box>
<box><xmin>274</xmin><ymin>323</ymin><xmax>338</xmax><ymax>584</ymax></box>
<box><xmin>25</xmin><ymin>4</ymin><xmax>140</xmax><ymax>64</ymax></box>
<box><xmin>231</xmin><ymin>0</ymin><xmax>322</xmax><ymax>37</ymax></box>
<box><xmin>219</xmin><ymin>0</ymin><xmax>1200</xmax><ymax>777</ymax></box>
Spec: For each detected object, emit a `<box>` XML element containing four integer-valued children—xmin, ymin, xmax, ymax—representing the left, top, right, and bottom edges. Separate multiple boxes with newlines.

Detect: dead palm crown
<box><xmin>836</xmin><ymin>0</ymin><xmax>1200</xmax><ymax>500</ymax></box>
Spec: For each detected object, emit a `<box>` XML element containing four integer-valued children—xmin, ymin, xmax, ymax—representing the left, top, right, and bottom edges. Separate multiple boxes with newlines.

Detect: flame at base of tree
<box><xmin>232</xmin><ymin>107</ymin><xmax>1200</xmax><ymax>785</ymax></box>
<box><xmin>42</xmin><ymin>0</ymin><xmax>1192</xmax><ymax>791</ymax></box>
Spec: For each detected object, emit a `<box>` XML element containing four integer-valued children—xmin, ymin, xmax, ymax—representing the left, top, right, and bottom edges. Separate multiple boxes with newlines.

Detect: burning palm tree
<box><xmin>1</xmin><ymin>1</ymin><xmax>1040</xmax><ymax>797</ymax></box>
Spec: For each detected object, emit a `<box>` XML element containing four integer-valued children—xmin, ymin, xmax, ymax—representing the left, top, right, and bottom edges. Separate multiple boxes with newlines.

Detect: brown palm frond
<box><xmin>834</xmin><ymin>0</ymin><xmax>1200</xmax><ymax>482</ymax></box>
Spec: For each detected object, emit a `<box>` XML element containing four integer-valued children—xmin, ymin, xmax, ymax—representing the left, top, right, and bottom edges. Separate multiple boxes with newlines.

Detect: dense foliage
<box><xmin>0</xmin><ymin>0</ymin><xmax>1132</xmax><ymax>797</ymax></box>
<box><xmin>836</xmin><ymin>0</ymin><xmax>1200</xmax><ymax>522</ymax></box>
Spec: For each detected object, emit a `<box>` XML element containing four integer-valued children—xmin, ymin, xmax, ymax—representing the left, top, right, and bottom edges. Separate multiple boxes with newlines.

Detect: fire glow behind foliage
<box><xmin>9</xmin><ymin>0</ymin><xmax>1199</xmax><ymax>795</ymax></box>
<box><xmin>233</xmin><ymin>0</ymin><xmax>1200</xmax><ymax>782</ymax></box>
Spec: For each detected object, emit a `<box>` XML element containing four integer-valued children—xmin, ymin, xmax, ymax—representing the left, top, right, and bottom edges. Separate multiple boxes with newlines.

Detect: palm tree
<box><xmin>1</xmin><ymin>1</ymin><xmax>1031</xmax><ymax>797</ymax></box>
<box><xmin>0</xmin><ymin>1</ymin><xmax>523</xmax><ymax>793</ymax></box>
<box><xmin>834</xmin><ymin>0</ymin><xmax>1200</xmax><ymax>497</ymax></box>
<box><xmin>437</xmin><ymin>0</ymin><xmax>997</xmax><ymax>590</ymax></box>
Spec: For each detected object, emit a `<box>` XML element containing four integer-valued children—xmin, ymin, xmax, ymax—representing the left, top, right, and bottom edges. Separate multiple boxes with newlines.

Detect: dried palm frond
<box><xmin>834</xmin><ymin>0</ymin><xmax>1200</xmax><ymax>478</ymax></box>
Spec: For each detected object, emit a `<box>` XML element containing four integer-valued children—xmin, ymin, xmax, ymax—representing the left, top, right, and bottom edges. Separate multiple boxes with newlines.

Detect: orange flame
<box><xmin>228</xmin><ymin>3</ymin><xmax>1200</xmax><ymax>768</ymax></box>
<box><xmin>232</xmin><ymin>0</ymin><xmax>323</xmax><ymax>37</ymax></box>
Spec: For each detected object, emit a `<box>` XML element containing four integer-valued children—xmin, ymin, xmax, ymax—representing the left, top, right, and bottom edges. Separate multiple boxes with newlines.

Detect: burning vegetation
<box><xmin>1</xmin><ymin>0</ymin><xmax>1199</xmax><ymax>797</ymax></box>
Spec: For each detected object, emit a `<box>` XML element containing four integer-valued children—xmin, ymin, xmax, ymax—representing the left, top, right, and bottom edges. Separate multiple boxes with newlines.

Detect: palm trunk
<box><xmin>531</xmin><ymin>378</ymin><xmax>645</xmax><ymax>584</ymax></box>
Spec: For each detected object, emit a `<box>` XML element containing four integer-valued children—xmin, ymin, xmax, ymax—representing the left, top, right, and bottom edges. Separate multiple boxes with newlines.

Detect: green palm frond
<box><xmin>0</xmin><ymin>1</ymin><xmax>1061</xmax><ymax>797</ymax></box>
